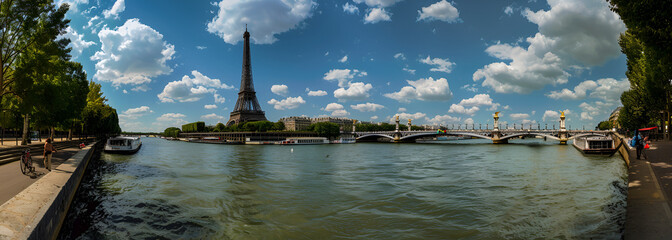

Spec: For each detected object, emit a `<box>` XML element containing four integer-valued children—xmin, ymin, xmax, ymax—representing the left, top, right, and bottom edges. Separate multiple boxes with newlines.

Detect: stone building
<box><xmin>279</xmin><ymin>116</ymin><xmax>312</xmax><ymax>131</ymax></box>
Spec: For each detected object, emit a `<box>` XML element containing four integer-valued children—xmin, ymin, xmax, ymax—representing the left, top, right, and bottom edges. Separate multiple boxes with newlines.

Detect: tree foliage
<box><xmin>598</xmin><ymin>121</ymin><xmax>613</xmax><ymax>130</ymax></box>
<box><xmin>608</xmin><ymin>1</ymin><xmax>672</xmax><ymax>131</ymax></box>
<box><xmin>81</xmin><ymin>81</ymin><xmax>121</xmax><ymax>135</ymax></box>
<box><xmin>163</xmin><ymin>127</ymin><xmax>180</xmax><ymax>138</ymax></box>
<box><xmin>308</xmin><ymin>122</ymin><xmax>340</xmax><ymax>139</ymax></box>
<box><xmin>182</xmin><ymin>121</ymin><xmax>205</xmax><ymax>132</ymax></box>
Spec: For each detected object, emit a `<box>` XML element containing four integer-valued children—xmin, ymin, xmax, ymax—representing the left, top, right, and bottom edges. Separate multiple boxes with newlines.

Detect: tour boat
<box><xmin>104</xmin><ymin>136</ymin><xmax>142</xmax><ymax>154</ymax></box>
<box><xmin>279</xmin><ymin>137</ymin><xmax>329</xmax><ymax>145</ymax></box>
<box><xmin>572</xmin><ymin>136</ymin><xmax>616</xmax><ymax>154</ymax></box>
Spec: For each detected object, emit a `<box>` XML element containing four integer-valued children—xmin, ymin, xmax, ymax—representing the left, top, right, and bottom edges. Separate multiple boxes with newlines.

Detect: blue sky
<box><xmin>59</xmin><ymin>0</ymin><xmax>629</xmax><ymax>132</ymax></box>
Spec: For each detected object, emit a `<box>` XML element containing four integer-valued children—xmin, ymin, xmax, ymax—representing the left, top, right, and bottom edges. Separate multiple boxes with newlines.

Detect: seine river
<box><xmin>59</xmin><ymin>137</ymin><xmax>627</xmax><ymax>239</ymax></box>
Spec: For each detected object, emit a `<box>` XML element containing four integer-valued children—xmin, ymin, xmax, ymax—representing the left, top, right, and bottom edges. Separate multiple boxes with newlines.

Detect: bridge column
<box><xmin>492</xmin><ymin>112</ymin><xmax>507</xmax><ymax>144</ymax></box>
<box><xmin>408</xmin><ymin>119</ymin><xmax>412</xmax><ymax>131</ymax></box>
<box><xmin>558</xmin><ymin>111</ymin><xmax>568</xmax><ymax>144</ymax></box>
<box><xmin>393</xmin><ymin>116</ymin><xmax>402</xmax><ymax>142</ymax></box>
<box><xmin>352</xmin><ymin>119</ymin><xmax>357</xmax><ymax>132</ymax></box>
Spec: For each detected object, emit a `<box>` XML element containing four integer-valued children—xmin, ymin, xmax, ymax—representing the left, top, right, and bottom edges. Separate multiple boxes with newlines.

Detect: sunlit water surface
<box><xmin>59</xmin><ymin>137</ymin><xmax>627</xmax><ymax>239</ymax></box>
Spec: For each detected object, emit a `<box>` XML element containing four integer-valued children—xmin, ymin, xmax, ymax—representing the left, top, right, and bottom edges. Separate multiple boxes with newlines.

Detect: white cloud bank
<box><xmin>271</xmin><ymin>84</ymin><xmax>289</xmax><ymax>96</ymax></box>
<box><xmin>385</xmin><ymin>77</ymin><xmax>452</xmax><ymax>103</ymax></box>
<box><xmin>103</xmin><ymin>0</ymin><xmax>125</xmax><ymax>19</ymax></box>
<box><xmin>268</xmin><ymin>96</ymin><xmax>306</xmax><ymax>110</ymax></box>
<box><xmin>158</xmin><ymin>70</ymin><xmax>233</xmax><ymax>103</ymax></box>
<box><xmin>92</xmin><ymin>18</ymin><xmax>175</xmax><ymax>87</ymax></box>
<box><xmin>417</xmin><ymin>0</ymin><xmax>460</xmax><ymax>23</ymax></box>
<box><xmin>207</xmin><ymin>0</ymin><xmax>316</xmax><ymax>44</ymax></box>
<box><xmin>473</xmin><ymin>0</ymin><xmax>625</xmax><ymax>94</ymax></box>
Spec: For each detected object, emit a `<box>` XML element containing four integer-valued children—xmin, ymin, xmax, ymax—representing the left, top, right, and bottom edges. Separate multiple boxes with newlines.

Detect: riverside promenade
<box><xmin>625</xmin><ymin>140</ymin><xmax>672</xmax><ymax>239</ymax></box>
<box><xmin>0</xmin><ymin>145</ymin><xmax>83</xmax><ymax>205</ymax></box>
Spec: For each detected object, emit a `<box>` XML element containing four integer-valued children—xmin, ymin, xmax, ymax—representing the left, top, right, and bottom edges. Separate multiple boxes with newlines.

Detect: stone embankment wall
<box><xmin>0</xmin><ymin>142</ymin><xmax>99</xmax><ymax>240</ymax></box>
<box><xmin>612</xmin><ymin>132</ymin><xmax>632</xmax><ymax>166</ymax></box>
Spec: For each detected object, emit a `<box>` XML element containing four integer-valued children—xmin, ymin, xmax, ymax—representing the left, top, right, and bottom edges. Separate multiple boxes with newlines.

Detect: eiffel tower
<box><xmin>227</xmin><ymin>27</ymin><xmax>267</xmax><ymax>126</ymax></box>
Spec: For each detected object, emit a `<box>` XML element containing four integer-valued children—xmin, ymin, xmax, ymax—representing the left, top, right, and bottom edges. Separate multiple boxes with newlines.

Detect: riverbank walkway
<box><xmin>625</xmin><ymin>140</ymin><xmax>672</xmax><ymax>239</ymax></box>
<box><xmin>0</xmin><ymin>145</ymin><xmax>83</xmax><ymax>205</ymax></box>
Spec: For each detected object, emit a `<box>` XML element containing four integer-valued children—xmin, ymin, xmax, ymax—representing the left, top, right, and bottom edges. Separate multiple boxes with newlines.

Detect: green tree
<box><xmin>213</xmin><ymin>122</ymin><xmax>227</xmax><ymax>132</ymax></box>
<box><xmin>308</xmin><ymin>122</ymin><xmax>340</xmax><ymax>139</ymax></box>
<box><xmin>1</xmin><ymin>0</ymin><xmax>69</xmax><ymax>100</ymax></box>
<box><xmin>163</xmin><ymin>127</ymin><xmax>180</xmax><ymax>138</ymax></box>
<box><xmin>598</xmin><ymin>121</ymin><xmax>613</xmax><ymax>130</ymax></box>
<box><xmin>81</xmin><ymin>81</ymin><xmax>120</xmax><ymax>136</ymax></box>
<box><xmin>608</xmin><ymin>0</ymin><xmax>672</xmax><ymax>134</ymax></box>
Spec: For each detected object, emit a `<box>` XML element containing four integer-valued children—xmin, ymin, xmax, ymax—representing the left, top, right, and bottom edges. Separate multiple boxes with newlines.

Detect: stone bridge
<box><xmin>353</xmin><ymin>112</ymin><xmax>611</xmax><ymax>144</ymax></box>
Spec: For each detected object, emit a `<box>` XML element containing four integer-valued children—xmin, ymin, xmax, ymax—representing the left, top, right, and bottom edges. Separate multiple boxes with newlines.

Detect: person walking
<box><xmin>633</xmin><ymin>130</ymin><xmax>644</xmax><ymax>160</ymax></box>
<box><xmin>43</xmin><ymin>138</ymin><xmax>57</xmax><ymax>171</ymax></box>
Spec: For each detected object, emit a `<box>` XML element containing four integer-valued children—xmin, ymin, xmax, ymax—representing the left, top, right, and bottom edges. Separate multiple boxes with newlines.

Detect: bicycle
<box><xmin>20</xmin><ymin>148</ymin><xmax>35</xmax><ymax>175</ymax></box>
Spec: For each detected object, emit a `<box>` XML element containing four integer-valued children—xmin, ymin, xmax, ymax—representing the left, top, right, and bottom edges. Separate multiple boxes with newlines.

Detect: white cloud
<box><xmin>323</xmin><ymin>68</ymin><xmax>366</xmax><ymax>87</ymax></box>
<box><xmin>504</xmin><ymin>6</ymin><xmax>514</xmax><ymax>16</ymax></box>
<box><xmin>448</xmin><ymin>104</ymin><xmax>479</xmax><ymax>116</ymax></box>
<box><xmin>464</xmin><ymin>118</ymin><xmax>474</xmax><ymax>125</ymax></box>
<box><xmin>196</xmin><ymin>46</ymin><xmax>207</xmax><ymax>50</ymax></box>
<box><xmin>461</xmin><ymin>84</ymin><xmax>478</xmax><ymax>92</ymax></box>
<box><xmin>589</xmin><ymin>78</ymin><xmax>630</xmax><ymax>101</ymax></box>
<box><xmin>398</xmin><ymin>107</ymin><xmax>407</xmax><ymax>112</ymax></box>
<box><xmin>541</xmin><ymin>110</ymin><xmax>570</xmax><ymax>122</ymax></box>
<box><xmin>308</xmin><ymin>90</ymin><xmax>328</xmax><ymax>96</ymax></box>
<box><xmin>343</xmin><ymin>2</ymin><xmax>359</xmax><ymax>14</ymax></box>
<box><xmin>420</xmin><ymin>56</ymin><xmax>455</xmax><ymax>73</ymax></box>
<box><xmin>60</xmin><ymin>26</ymin><xmax>95</xmax><ymax>59</ymax></box>
<box><xmin>207</xmin><ymin>0</ymin><xmax>316</xmax><ymax>44</ymax></box>
<box><xmin>201</xmin><ymin>113</ymin><xmax>227</xmax><ymax>124</ymax></box>
<box><xmin>122</xmin><ymin>89</ymin><xmax>128</xmax><ymax>94</ymax></box>
<box><xmin>103</xmin><ymin>0</ymin><xmax>125</xmax><ymax>19</ymax></box>
<box><xmin>334</xmin><ymin>82</ymin><xmax>373</xmax><ymax>101</ymax></box>
<box><xmin>509</xmin><ymin>113</ymin><xmax>530</xmax><ymax>120</ymax></box>
<box><xmin>364</xmin><ymin>8</ymin><xmax>391</xmax><ymax>24</ymax></box>
<box><xmin>370</xmin><ymin>116</ymin><xmax>379</xmax><ymax>120</ymax></box>
<box><xmin>474</xmin><ymin>0</ymin><xmax>625</xmax><ymax>94</ymax></box>
<box><xmin>323</xmin><ymin>103</ymin><xmax>349</xmax><ymax>117</ymax></box>
<box><xmin>547</xmin><ymin>78</ymin><xmax>629</xmax><ymax>102</ymax></box>
<box><xmin>214</xmin><ymin>93</ymin><xmax>226</xmax><ymax>104</ymax></box>
<box><xmin>204</xmin><ymin>104</ymin><xmax>217</xmax><ymax>109</ymax></box>
<box><xmin>158</xmin><ymin>70</ymin><xmax>231</xmax><ymax>103</ymax></box>
<box><xmin>331</xmin><ymin>110</ymin><xmax>350</xmax><ymax>117</ymax></box>
<box><xmin>267</xmin><ymin>96</ymin><xmax>306</xmax><ymax>110</ymax></box>
<box><xmin>384</xmin><ymin>77</ymin><xmax>452</xmax><ymax>103</ymax></box>
<box><xmin>92</xmin><ymin>18</ymin><xmax>175</xmax><ymax>87</ymax></box>
<box><xmin>157</xmin><ymin>113</ymin><xmax>187</xmax><ymax>122</ymax></box>
<box><xmin>417</xmin><ymin>0</ymin><xmax>460</xmax><ymax>23</ymax></box>
<box><xmin>473</xmin><ymin>38</ymin><xmax>569</xmax><ymax>94</ymax></box>
<box><xmin>271</xmin><ymin>84</ymin><xmax>289</xmax><ymax>96</ymax></box>
<box><xmin>339</xmin><ymin>55</ymin><xmax>348</xmax><ymax>63</ymax></box>
<box><xmin>403</xmin><ymin>67</ymin><xmax>416</xmax><ymax>75</ymax></box>
<box><xmin>394</xmin><ymin>53</ymin><xmax>406</xmax><ymax>60</ymax></box>
<box><xmin>131</xmin><ymin>85</ymin><xmax>149</xmax><ymax>92</ymax></box>
<box><xmin>324</xmin><ymin>103</ymin><xmax>344</xmax><ymax>111</ymax></box>
<box><xmin>351</xmin><ymin>102</ymin><xmax>385</xmax><ymax>112</ymax></box>
<box><xmin>391</xmin><ymin>112</ymin><xmax>427</xmax><ymax>123</ymax></box>
<box><xmin>449</xmin><ymin>94</ymin><xmax>502</xmax><ymax>114</ymax></box>
<box><xmin>547</xmin><ymin>80</ymin><xmax>598</xmax><ymax>100</ymax></box>
<box><xmin>426</xmin><ymin>114</ymin><xmax>461</xmax><ymax>125</ymax></box>
<box><xmin>119</xmin><ymin>106</ymin><xmax>152</xmax><ymax>120</ymax></box>
<box><xmin>523</xmin><ymin>0</ymin><xmax>626</xmax><ymax>66</ymax></box>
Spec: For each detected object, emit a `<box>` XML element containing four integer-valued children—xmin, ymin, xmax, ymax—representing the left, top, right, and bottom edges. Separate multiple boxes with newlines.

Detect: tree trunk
<box><xmin>21</xmin><ymin>114</ymin><xmax>29</xmax><ymax>145</ymax></box>
<box><xmin>68</xmin><ymin>128</ymin><xmax>72</xmax><ymax>141</ymax></box>
<box><xmin>50</xmin><ymin>126</ymin><xmax>55</xmax><ymax>141</ymax></box>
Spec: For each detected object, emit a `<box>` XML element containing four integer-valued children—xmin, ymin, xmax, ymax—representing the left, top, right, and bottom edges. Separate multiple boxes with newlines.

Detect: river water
<box><xmin>59</xmin><ymin>137</ymin><xmax>627</xmax><ymax>239</ymax></box>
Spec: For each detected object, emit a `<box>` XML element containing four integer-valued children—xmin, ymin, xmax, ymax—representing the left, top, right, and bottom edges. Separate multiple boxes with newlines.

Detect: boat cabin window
<box><xmin>588</xmin><ymin>140</ymin><xmax>612</xmax><ymax>149</ymax></box>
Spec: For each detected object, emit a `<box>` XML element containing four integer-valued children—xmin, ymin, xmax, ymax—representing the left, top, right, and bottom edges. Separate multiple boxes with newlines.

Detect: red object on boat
<box><xmin>638</xmin><ymin>126</ymin><xmax>658</xmax><ymax>131</ymax></box>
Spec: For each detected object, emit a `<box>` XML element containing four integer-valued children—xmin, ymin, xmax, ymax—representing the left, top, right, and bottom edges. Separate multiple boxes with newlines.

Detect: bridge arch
<box><xmin>400</xmin><ymin>132</ymin><xmax>492</xmax><ymax>141</ymax></box>
<box><xmin>499</xmin><ymin>133</ymin><xmax>560</xmax><ymax>141</ymax></box>
<box><xmin>356</xmin><ymin>134</ymin><xmax>394</xmax><ymax>141</ymax></box>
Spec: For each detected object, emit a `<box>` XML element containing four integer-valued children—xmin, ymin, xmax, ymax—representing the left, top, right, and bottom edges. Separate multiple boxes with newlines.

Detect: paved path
<box><xmin>0</xmin><ymin>137</ymin><xmax>86</xmax><ymax>149</ymax></box>
<box><xmin>625</xmin><ymin>140</ymin><xmax>672</xmax><ymax>239</ymax></box>
<box><xmin>0</xmin><ymin>147</ymin><xmax>81</xmax><ymax>205</ymax></box>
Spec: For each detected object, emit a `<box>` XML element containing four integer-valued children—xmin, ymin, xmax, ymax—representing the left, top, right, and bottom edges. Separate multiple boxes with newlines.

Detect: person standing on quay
<box><xmin>43</xmin><ymin>139</ymin><xmax>57</xmax><ymax>171</ymax></box>
<box><xmin>633</xmin><ymin>130</ymin><xmax>644</xmax><ymax>159</ymax></box>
